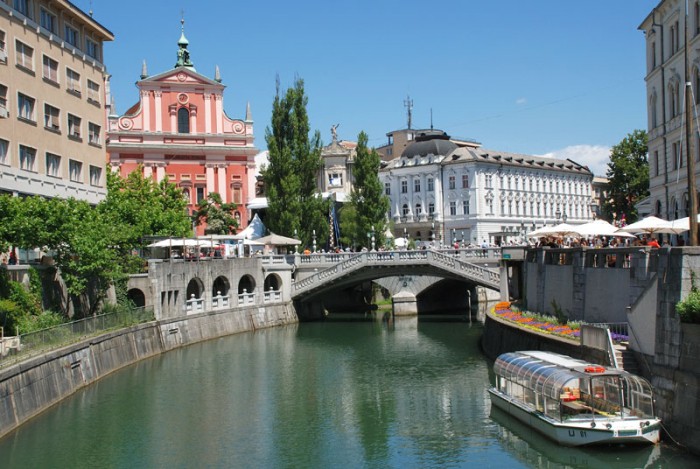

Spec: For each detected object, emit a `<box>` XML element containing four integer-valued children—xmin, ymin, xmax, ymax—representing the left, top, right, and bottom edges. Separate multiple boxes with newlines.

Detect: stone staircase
<box><xmin>613</xmin><ymin>343</ymin><xmax>640</xmax><ymax>375</ymax></box>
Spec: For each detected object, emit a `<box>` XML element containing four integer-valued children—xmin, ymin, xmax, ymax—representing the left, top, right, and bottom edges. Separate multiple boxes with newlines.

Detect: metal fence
<box><xmin>0</xmin><ymin>307</ymin><xmax>154</xmax><ymax>368</ymax></box>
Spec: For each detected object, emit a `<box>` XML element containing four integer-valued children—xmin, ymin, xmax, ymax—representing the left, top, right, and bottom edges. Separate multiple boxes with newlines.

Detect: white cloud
<box><xmin>541</xmin><ymin>144</ymin><xmax>610</xmax><ymax>176</ymax></box>
<box><xmin>515</xmin><ymin>97</ymin><xmax>527</xmax><ymax>105</ymax></box>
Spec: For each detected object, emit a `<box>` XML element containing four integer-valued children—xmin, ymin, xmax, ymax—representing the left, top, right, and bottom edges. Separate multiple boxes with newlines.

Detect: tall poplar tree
<box><xmin>263</xmin><ymin>77</ymin><xmax>326</xmax><ymax>248</ymax></box>
<box><xmin>349</xmin><ymin>131</ymin><xmax>390</xmax><ymax>249</ymax></box>
<box><xmin>602</xmin><ymin>129</ymin><xmax>649</xmax><ymax>224</ymax></box>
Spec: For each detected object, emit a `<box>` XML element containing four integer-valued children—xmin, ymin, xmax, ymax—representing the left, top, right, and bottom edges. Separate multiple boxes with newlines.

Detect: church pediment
<box><xmin>139</xmin><ymin>67</ymin><xmax>224</xmax><ymax>89</ymax></box>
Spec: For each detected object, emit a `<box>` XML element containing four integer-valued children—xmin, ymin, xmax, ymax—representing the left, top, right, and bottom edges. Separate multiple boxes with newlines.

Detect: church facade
<box><xmin>107</xmin><ymin>24</ymin><xmax>257</xmax><ymax>235</ymax></box>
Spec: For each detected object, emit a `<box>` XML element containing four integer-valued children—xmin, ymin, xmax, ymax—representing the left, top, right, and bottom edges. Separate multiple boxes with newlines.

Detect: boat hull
<box><xmin>489</xmin><ymin>388</ymin><xmax>660</xmax><ymax>447</ymax></box>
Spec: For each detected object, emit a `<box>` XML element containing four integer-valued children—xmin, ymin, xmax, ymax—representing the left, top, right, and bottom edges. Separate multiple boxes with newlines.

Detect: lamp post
<box><xmin>312</xmin><ymin>229</ymin><xmax>317</xmax><ymax>253</ymax></box>
<box><xmin>555</xmin><ymin>208</ymin><xmax>561</xmax><ymax>222</ymax></box>
<box><xmin>452</xmin><ymin>228</ymin><xmax>456</xmax><ymax>244</ymax></box>
<box><xmin>371</xmin><ymin>225</ymin><xmax>376</xmax><ymax>251</ymax></box>
<box><xmin>562</xmin><ymin>212</ymin><xmax>568</xmax><ymax>223</ymax></box>
<box><xmin>366</xmin><ymin>231</ymin><xmax>370</xmax><ymax>250</ymax></box>
<box><xmin>294</xmin><ymin>229</ymin><xmax>298</xmax><ymax>254</ymax></box>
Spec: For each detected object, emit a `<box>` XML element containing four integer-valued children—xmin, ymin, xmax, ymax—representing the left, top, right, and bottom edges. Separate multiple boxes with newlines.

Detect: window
<box><xmin>463</xmin><ymin>200</ymin><xmax>469</xmax><ymax>215</ymax></box>
<box><xmin>428</xmin><ymin>202</ymin><xmax>435</xmax><ymax>215</ymax></box>
<box><xmin>0</xmin><ymin>30</ymin><xmax>5</xmax><ymax>63</ymax></box>
<box><xmin>0</xmin><ymin>139</ymin><xmax>8</xmax><ymax>165</ymax></box>
<box><xmin>67</xmin><ymin>114</ymin><xmax>81</xmax><ymax>138</ymax></box>
<box><xmin>88</xmin><ymin>122</ymin><xmax>101</xmax><ymax>145</ymax></box>
<box><xmin>196</xmin><ymin>186</ymin><xmax>205</xmax><ymax>203</ymax></box>
<box><xmin>462</xmin><ymin>174</ymin><xmax>469</xmax><ymax>189</ymax></box>
<box><xmin>17</xmin><ymin>93</ymin><xmax>35</xmax><ymax>121</ymax></box>
<box><xmin>46</xmin><ymin>153</ymin><xmax>60</xmax><ymax>177</ymax></box>
<box><xmin>44</xmin><ymin>104</ymin><xmax>60</xmax><ymax>130</ymax></box>
<box><xmin>384</xmin><ymin>182</ymin><xmax>390</xmax><ymax>196</ymax></box>
<box><xmin>415</xmin><ymin>203</ymin><xmax>422</xmax><ymax>215</ymax></box>
<box><xmin>65</xmin><ymin>25</ymin><xmax>79</xmax><ymax>48</ymax></box>
<box><xmin>89</xmin><ymin>165</ymin><xmax>102</xmax><ymax>186</ymax></box>
<box><xmin>0</xmin><ymin>84</ymin><xmax>7</xmax><ymax>114</ymax></box>
<box><xmin>427</xmin><ymin>177</ymin><xmax>434</xmax><ymax>192</ymax></box>
<box><xmin>177</xmin><ymin>107</ymin><xmax>190</xmax><ymax>133</ymax></box>
<box><xmin>448</xmin><ymin>175</ymin><xmax>456</xmax><ymax>190</ymax></box>
<box><xmin>401</xmin><ymin>180</ymin><xmax>408</xmax><ymax>194</ymax></box>
<box><xmin>19</xmin><ymin>145</ymin><xmax>36</xmax><ymax>171</ymax></box>
<box><xmin>85</xmin><ymin>38</ymin><xmax>99</xmax><ymax>61</ymax></box>
<box><xmin>402</xmin><ymin>204</ymin><xmax>409</xmax><ymax>217</ymax></box>
<box><xmin>87</xmin><ymin>80</ymin><xmax>100</xmax><ymax>104</ymax></box>
<box><xmin>15</xmin><ymin>40</ymin><xmax>33</xmax><ymax>71</ymax></box>
<box><xmin>43</xmin><ymin>55</ymin><xmax>58</xmax><ymax>83</ymax></box>
<box><xmin>485</xmin><ymin>174</ymin><xmax>492</xmax><ymax>188</ymax></box>
<box><xmin>66</xmin><ymin>68</ymin><xmax>81</xmax><ymax>94</ymax></box>
<box><xmin>450</xmin><ymin>201</ymin><xmax>457</xmax><ymax>216</ymax></box>
<box><xmin>40</xmin><ymin>8</ymin><xmax>57</xmax><ymax>33</ymax></box>
<box><xmin>328</xmin><ymin>172</ymin><xmax>342</xmax><ymax>187</ymax></box>
<box><xmin>69</xmin><ymin>159</ymin><xmax>82</xmax><ymax>182</ymax></box>
<box><xmin>414</xmin><ymin>179</ymin><xmax>420</xmax><ymax>192</ymax></box>
<box><xmin>13</xmin><ymin>0</ymin><xmax>29</xmax><ymax>17</ymax></box>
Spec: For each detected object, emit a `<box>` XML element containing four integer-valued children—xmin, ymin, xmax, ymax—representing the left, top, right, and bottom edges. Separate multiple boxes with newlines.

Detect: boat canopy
<box><xmin>493</xmin><ymin>351</ymin><xmax>654</xmax><ymax>405</ymax></box>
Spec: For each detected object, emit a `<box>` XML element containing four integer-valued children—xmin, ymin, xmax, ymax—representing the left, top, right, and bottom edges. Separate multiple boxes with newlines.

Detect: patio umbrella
<box><xmin>147</xmin><ymin>238</ymin><xmax>218</xmax><ymax>248</ymax></box>
<box><xmin>616</xmin><ymin>216</ymin><xmax>673</xmax><ymax>235</ymax></box>
<box><xmin>528</xmin><ymin>223</ymin><xmax>582</xmax><ymax>238</ymax></box>
<box><xmin>657</xmin><ymin>215</ymin><xmax>699</xmax><ymax>234</ymax></box>
<box><xmin>255</xmin><ymin>233</ymin><xmax>302</xmax><ymax>246</ymax></box>
<box><xmin>574</xmin><ymin>220</ymin><xmax>636</xmax><ymax>238</ymax></box>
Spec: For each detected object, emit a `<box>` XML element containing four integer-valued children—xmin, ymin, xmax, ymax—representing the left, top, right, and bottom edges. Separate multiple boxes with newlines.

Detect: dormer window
<box><xmin>178</xmin><ymin>107</ymin><xmax>190</xmax><ymax>133</ymax></box>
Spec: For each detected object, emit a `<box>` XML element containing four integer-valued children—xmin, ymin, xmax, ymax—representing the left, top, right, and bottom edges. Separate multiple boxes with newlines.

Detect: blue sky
<box><xmin>82</xmin><ymin>0</ymin><xmax>658</xmax><ymax>176</ymax></box>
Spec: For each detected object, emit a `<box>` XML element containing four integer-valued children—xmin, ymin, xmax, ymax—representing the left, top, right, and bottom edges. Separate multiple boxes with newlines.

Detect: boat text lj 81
<box><xmin>488</xmin><ymin>351</ymin><xmax>661</xmax><ymax>446</ymax></box>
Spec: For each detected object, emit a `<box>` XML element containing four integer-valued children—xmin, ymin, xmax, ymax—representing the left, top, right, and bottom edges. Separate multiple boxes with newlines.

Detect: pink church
<box><xmin>107</xmin><ymin>24</ymin><xmax>258</xmax><ymax>236</ymax></box>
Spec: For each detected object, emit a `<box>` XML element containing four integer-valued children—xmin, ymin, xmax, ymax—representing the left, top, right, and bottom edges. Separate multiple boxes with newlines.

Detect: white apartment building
<box><xmin>0</xmin><ymin>0</ymin><xmax>113</xmax><ymax>203</ymax></box>
<box><xmin>379</xmin><ymin>130</ymin><xmax>595</xmax><ymax>246</ymax></box>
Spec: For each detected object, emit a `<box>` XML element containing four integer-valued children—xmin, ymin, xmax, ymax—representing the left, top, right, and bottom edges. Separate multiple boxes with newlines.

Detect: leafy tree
<box><xmin>602</xmin><ymin>129</ymin><xmax>649</xmax><ymax>224</ymax></box>
<box><xmin>263</xmin><ymin>76</ymin><xmax>327</xmax><ymax>248</ymax></box>
<box><xmin>348</xmin><ymin>131</ymin><xmax>390</xmax><ymax>249</ymax></box>
<box><xmin>193</xmin><ymin>192</ymin><xmax>238</xmax><ymax>235</ymax></box>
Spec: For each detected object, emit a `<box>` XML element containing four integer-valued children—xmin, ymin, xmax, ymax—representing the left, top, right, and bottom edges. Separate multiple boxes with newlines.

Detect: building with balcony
<box><xmin>640</xmin><ymin>1</ymin><xmax>700</xmax><ymax>222</ymax></box>
<box><xmin>318</xmin><ymin>128</ymin><xmax>356</xmax><ymax>202</ymax></box>
<box><xmin>379</xmin><ymin>130</ymin><xmax>594</xmax><ymax>246</ymax></box>
<box><xmin>0</xmin><ymin>0</ymin><xmax>113</xmax><ymax>203</ymax></box>
<box><xmin>107</xmin><ymin>23</ymin><xmax>258</xmax><ymax>235</ymax></box>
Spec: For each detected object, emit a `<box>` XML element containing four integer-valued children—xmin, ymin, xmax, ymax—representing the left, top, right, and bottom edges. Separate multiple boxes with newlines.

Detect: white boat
<box><xmin>488</xmin><ymin>351</ymin><xmax>661</xmax><ymax>446</ymax></box>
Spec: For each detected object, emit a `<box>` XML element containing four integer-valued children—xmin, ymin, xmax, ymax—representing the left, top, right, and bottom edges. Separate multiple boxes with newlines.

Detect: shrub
<box><xmin>551</xmin><ymin>298</ymin><xmax>568</xmax><ymax>325</ymax></box>
<box><xmin>0</xmin><ymin>298</ymin><xmax>23</xmax><ymax>335</ymax></box>
<box><xmin>14</xmin><ymin>311</ymin><xmax>66</xmax><ymax>334</ymax></box>
<box><xmin>676</xmin><ymin>290</ymin><xmax>700</xmax><ymax>323</ymax></box>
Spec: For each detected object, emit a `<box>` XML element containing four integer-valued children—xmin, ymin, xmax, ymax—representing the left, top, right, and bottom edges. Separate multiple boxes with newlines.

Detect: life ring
<box><xmin>584</xmin><ymin>365</ymin><xmax>606</xmax><ymax>373</ymax></box>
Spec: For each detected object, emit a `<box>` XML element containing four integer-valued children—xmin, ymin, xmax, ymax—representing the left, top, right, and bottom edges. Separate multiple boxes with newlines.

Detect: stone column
<box><xmin>214</xmin><ymin>94</ymin><xmax>223</xmax><ymax>134</ymax></box>
<box><xmin>204</xmin><ymin>94</ymin><xmax>212</xmax><ymax>134</ymax></box>
<box><xmin>141</xmin><ymin>90</ymin><xmax>150</xmax><ymax>131</ymax></box>
<box><xmin>154</xmin><ymin>91</ymin><xmax>162</xmax><ymax>132</ymax></box>
<box><xmin>155</xmin><ymin>163</ymin><xmax>166</xmax><ymax>183</ymax></box>
<box><xmin>217</xmin><ymin>165</ymin><xmax>227</xmax><ymax>203</ymax></box>
<box><xmin>206</xmin><ymin>165</ymin><xmax>215</xmax><ymax>195</ymax></box>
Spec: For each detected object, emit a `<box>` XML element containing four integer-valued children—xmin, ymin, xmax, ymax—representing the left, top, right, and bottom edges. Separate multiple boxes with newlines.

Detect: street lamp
<box><xmin>294</xmin><ymin>229</ymin><xmax>298</xmax><ymax>253</ymax></box>
<box><xmin>312</xmin><ymin>229</ymin><xmax>317</xmax><ymax>253</ymax></box>
<box><xmin>371</xmin><ymin>225</ymin><xmax>376</xmax><ymax>251</ymax></box>
<box><xmin>562</xmin><ymin>211</ymin><xmax>568</xmax><ymax>223</ymax></box>
<box><xmin>452</xmin><ymin>228</ymin><xmax>456</xmax><ymax>244</ymax></box>
<box><xmin>555</xmin><ymin>208</ymin><xmax>561</xmax><ymax>222</ymax></box>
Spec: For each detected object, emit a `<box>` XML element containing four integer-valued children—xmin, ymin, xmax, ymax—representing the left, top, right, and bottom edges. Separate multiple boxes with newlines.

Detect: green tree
<box><xmin>263</xmin><ymin>76</ymin><xmax>327</xmax><ymax>248</ymax></box>
<box><xmin>348</xmin><ymin>131</ymin><xmax>390</xmax><ymax>249</ymax></box>
<box><xmin>602</xmin><ymin>129</ymin><xmax>649</xmax><ymax>224</ymax></box>
<box><xmin>193</xmin><ymin>192</ymin><xmax>238</xmax><ymax>235</ymax></box>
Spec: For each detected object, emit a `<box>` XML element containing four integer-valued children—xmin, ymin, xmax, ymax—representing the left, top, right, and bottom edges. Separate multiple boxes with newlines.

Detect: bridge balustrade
<box><xmin>238</xmin><ymin>290</ymin><xmax>256</xmax><ymax>306</ymax></box>
<box><xmin>264</xmin><ymin>288</ymin><xmax>282</xmax><ymax>303</ymax></box>
<box><xmin>211</xmin><ymin>292</ymin><xmax>230</xmax><ymax>310</ymax></box>
<box><xmin>185</xmin><ymin>294</ymin><xmax>204</xmax><ymax>314</ymax></box>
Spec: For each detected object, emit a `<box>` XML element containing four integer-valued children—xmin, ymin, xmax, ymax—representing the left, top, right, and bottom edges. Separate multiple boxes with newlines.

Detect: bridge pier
<box><xmin>392</xmin><ymin>290</ymin><xmax>418</xmax><ymax>316</ymax></box>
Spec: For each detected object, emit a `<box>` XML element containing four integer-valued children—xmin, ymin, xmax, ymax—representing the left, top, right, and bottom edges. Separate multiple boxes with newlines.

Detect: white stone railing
<box><xmin>238</xmin><ymin>292</ymin><xmax>256</xmax><ymax>306</ymax></box>
<box><xmin>292</xmin><ymin>249</ymin><xmax>500</xmax><ymax>298</ymax></box>
<box><xmin>264</xmin><ymin>289</ymin><xmax>282</xmax><ymax>303</ymax></box>
<box><xmin>211</xmin><ymin>293</ymin><xmax>230</xmax><ymax>310</ymax></box>
<box><xmin>185</xmin><ymin>294</ymin><xmax>204</xmax><ymax>314</ymax></box>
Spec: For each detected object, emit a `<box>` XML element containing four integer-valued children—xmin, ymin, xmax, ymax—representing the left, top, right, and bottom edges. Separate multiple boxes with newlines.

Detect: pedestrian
<box><xmin>8</xmin><ymin>249</ymin><xmax>17</xmax><ymax>265</ymax></box>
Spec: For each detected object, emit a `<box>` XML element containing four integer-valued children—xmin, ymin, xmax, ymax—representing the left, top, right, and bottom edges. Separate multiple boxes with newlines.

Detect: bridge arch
<box><xmin>126</xmin><ymin>288</ymin><xmax>146</xmax><ymax>308</ymax></box>
<box><xmin>186</xmin><ymin>277</ymin><xmax>205</xmax><ymax>300</ymax></box>
<box><xmin>238</xmin><ymin>274</ymin><xmax>256</xmax><ymax>294</ymax></box>
<box><xmin>212</xmin><ymin>275</ymin><xmax>231</xmax><ymax>297</ymax></box>
<box><xmin>264</xmin><ymin>273</ymin><xmax>282</xmax><ymax>292</ymax></box>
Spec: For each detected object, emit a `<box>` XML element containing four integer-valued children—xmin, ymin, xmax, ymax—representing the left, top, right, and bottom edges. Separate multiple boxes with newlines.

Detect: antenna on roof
<box><xmin>430</xmin><ymin>108</ymin><xmax>433</xmax><ymax>130</ymax></box>
<box><xmin>404</xmin><ymin>95</ymin><xmax>413</xmax><ymax>130</ymax></box>
<box><xmin>89</xmin><ymin>0</ymin><xmax>93</xmax><ymax>17</ymax></box>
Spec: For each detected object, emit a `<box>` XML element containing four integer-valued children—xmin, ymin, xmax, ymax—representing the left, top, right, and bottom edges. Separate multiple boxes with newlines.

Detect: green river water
<box><xmin>0</xmin><ymin>315</ymin><xmax>698</xmax><ymax>468</ymax></box>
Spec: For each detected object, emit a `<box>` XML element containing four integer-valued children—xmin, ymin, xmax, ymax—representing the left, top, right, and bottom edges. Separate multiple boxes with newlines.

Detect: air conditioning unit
<box><xmin>0</xmin><ymin>106</ymin><xmax>8</xmax><ymax>118</ymax></box>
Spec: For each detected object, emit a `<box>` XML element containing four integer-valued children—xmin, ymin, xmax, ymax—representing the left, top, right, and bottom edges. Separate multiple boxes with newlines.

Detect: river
<box><xmin>0</xmin><ymin>315</ymin><xmax>698</xmax><ymax>468</ymax></box>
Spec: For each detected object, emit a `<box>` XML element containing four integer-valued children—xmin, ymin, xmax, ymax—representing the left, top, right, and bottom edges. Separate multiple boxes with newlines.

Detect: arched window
<box><xmin>178</xmin><ymin>107</ymin><xmax>190</xmax><ymax>133</ymax></box>
<box><xmin>655</xmin><ymin>200</ymin><xmax>662</xmax><ymax>217</ymax></box>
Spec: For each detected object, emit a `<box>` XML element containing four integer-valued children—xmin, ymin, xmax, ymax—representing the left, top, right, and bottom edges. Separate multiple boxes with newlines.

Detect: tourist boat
<box><xmin>488</xmin><ymin>351</ymin><xmax>661</xmax><ymax>446</ymax></box>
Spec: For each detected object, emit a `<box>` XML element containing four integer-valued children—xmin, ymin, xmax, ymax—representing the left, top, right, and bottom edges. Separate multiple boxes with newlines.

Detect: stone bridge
<box><xmin>292</xmin><ymin>249</ymin><xmax>501</xmax><ymax>302</ymax></box>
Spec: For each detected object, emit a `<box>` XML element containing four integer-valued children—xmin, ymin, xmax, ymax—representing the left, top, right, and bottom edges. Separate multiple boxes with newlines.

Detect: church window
<box><xmin>178</xmin><ymin>107</ymin><xmax>190</xmax><ymax>133</ymax></box>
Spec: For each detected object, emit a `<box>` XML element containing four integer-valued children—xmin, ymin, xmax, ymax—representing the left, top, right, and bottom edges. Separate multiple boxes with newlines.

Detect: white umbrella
<box><xmin>527</xmin><ymin>223</ymin><xmax>581</xmax><ymax>238</ymax></box>
<box><xmin>617</xmin><ymin>216</ymin><xmax>673</xmax><ymax>235</ymax></box>
<box><xmin>147</xmin><ymin>238</ymin><xmax>217</xmax><ymax>248</ymax></box>
<box><xmin>659</xmin><ymin>215</ymin><xmax>699</xmax><ymax>234</ymax></box>
<box><xmin>575</xmin><ymin>220</ymin><xmax>636</xmax><ymax>238</ymax></box>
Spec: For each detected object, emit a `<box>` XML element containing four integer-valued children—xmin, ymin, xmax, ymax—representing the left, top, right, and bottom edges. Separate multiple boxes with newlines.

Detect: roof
<box><xmin>401</xmin><ymin>131</ymin><xmax>457</xmax><ymax>158</ymax></box>
<box><xmin>446</xmin><ymin>147</ymin><xmax>593</xmax><ymax>175</ymax></box>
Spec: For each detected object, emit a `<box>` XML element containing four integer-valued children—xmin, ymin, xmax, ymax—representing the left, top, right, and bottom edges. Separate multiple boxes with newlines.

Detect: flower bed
<box><xmin>492</xmin><ymin>302</ymin><xmax>581</xmax><ymax>341</ymax></box>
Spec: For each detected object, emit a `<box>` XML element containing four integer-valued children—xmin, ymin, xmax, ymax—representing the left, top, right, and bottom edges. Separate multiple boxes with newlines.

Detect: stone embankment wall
<box><xmin>0</xmin><ymin>303</ymin><xmax>297</xmax><ymax>440</ymax></box>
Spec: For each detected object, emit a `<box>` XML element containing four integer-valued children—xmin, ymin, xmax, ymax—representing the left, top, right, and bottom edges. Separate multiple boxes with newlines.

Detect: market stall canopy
<box><xmin>146</xmin><ymin>238</ymin><xmax>218</xmax><ymax>248</ymax></box>
<box><xmin>617</xmin><ymin>216</ymin><xmax>674</xmax><ymax>235</ymax></box>
<box><xmin>526</xmin><ymin>223</ymin><xmax>581</xmax><ymax>238</ymax></box>
<box><xmin>255</xmin><ymin>233</ymin><xmax>301</xmax><ymax>246</ymax></box>
<box><xmin>575</xmin><ymin>220</ymin><xmax>636</xmax><ymax>238</ymax></box>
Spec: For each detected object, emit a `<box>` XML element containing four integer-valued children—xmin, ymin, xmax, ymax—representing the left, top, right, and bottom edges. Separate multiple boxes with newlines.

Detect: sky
<box><xmin>79</xmin><ymin>0</ymin><xmax>658</xmax><ymax>176</ymax></box>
